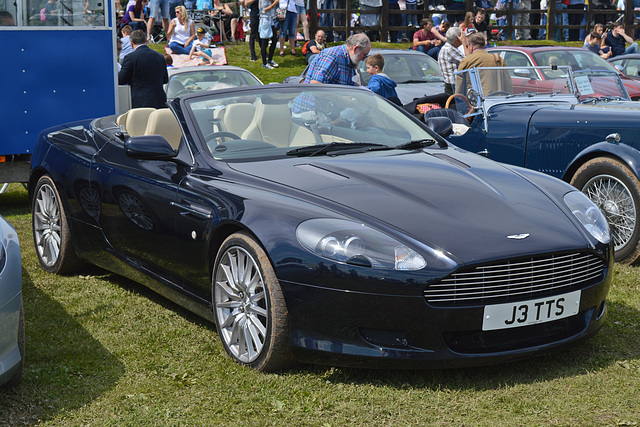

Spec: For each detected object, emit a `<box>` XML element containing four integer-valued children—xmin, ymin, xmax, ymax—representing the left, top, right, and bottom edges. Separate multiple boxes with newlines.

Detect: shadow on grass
<box><xmin>0</xmin><ymin>269</ymin><xmax>125</xmax><ymax>426</ymax></box>
<box><xmin>294</xmin><ymin>299</ymin><xmax>640</xmax><ymax>391</ymax></box>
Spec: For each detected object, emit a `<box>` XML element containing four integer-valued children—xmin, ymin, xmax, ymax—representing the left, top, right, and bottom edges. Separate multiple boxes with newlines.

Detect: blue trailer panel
<box><xmin>0</xmin><ymin>0</ymin><xmax>118</xmax><ymax>183</ymax></box>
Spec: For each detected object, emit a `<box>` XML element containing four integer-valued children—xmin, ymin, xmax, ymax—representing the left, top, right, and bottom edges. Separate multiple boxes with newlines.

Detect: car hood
<box><xmin>228</xmin><ymin>148</ymin><xmax>590</xmax><ymax>265</ymax></box>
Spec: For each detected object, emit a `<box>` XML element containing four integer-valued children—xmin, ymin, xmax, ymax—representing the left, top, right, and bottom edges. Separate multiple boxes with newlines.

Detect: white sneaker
<box><xmin>268</xmin><ymin>60</ymin><xmax>279</xmax><ymax>68</ymax></box>
<box><xmin>262</xmin><ymin>63</ymin><xmax>275</xmax><ymax>69</ymax></box>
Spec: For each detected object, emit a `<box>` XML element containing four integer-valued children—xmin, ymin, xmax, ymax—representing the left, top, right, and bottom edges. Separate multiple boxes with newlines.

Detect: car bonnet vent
<box><xmin>294</xmin><ymin>164</ymin><xmax>349</xmax><ymax>180</ymax></box>
<box><xmin>430</xmin><ymin>153</ymin><xmax>470</xmax><ymax>169</ymax></box>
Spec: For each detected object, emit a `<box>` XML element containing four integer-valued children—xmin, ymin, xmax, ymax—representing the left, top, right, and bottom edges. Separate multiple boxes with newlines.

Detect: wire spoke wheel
<box><xmin>571</xmin><ymin>157</ymin><xmax>640</xmax><ymax>264</ymax></box>
<box><xmin>583</xmin><ymin>174</ymin><xmax>636</xmax><ymax>253</ymax></box>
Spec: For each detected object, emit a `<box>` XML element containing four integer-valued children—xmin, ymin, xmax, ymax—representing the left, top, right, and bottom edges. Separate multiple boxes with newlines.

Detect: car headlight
<box><xmin>564</xmin><ymin>191</ymin><xmax>611</xmax><ymax>244</ymax></box>
<box><xmin>296</xmin><ymin>218</ymin><xmax>454</xmax><ymax>271</ymax></box>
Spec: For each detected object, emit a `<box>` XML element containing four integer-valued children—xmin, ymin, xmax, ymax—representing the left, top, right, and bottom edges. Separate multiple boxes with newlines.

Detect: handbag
<box><xmin>275</xmin><ymin>7</ymin><xmax>287</xmax><ymax>21</ymax></box>
<box><xmin>275</xmin><ymin>0</ymin><xmax>289</xmax><ymax>22</ymax></box>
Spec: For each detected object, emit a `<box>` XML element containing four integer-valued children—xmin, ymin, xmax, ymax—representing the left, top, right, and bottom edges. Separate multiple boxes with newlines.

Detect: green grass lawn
<box><xmin>1</xmin><ymin>42</ymin><xmax>639</xmax><ymax>425</ymax></box>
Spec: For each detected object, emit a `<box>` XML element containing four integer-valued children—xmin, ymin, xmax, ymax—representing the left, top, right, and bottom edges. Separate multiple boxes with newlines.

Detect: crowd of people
<box><xmin>113</xmin><ymin>0</ymin><xmax>640</xmax><ymax>110</ymax></box>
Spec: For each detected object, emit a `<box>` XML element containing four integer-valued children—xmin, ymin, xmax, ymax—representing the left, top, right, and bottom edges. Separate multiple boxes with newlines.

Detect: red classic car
<box><xmin>488</xmin><ymin>46</ymin><xmax>640</xmax><ymax>100</ymax></box>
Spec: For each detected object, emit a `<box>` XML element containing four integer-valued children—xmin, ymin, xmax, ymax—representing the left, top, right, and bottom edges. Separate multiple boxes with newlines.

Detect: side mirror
<box><xmin>425</xmin><ymin>117</ymin><xmax>453</xmax><ymax>138</ymax></box>
<box><xmin>513</xmin><ymin>68</ymin><xmax>533</xmax><ymax>78</ymax></box>
<box><xmin>125</xmin><ymin>135</ymin><xmax>177</xmax><ymax>160</ymax></box>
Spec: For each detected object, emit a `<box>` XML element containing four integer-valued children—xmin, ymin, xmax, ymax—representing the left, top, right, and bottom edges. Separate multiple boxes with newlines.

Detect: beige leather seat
<box><xmin>222</xmin><ymin>103</ymin><xmax>255</xmax><ymax>136</ymax></box>
<box><xmin>120</xmin><ymin>108</ymin><xmax>156</xmax><ymax>137</ymax></box>
<box><xmin>116</xmin><ymin>111</ymin><xmax>128</xmax><ymax>128</ymax></box>
<box><xmin>144</xmin><ymin>109</ymin><xmax>182</xmax><ymax>150</ymax></box>
<box><xmin>241</xmin><ymin>100</ymin><xmax>314</xmax><ymax>147</ymax></box>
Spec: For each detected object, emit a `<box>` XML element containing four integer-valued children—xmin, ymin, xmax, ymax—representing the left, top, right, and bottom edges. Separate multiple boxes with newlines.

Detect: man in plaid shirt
<box><xmin>305</xmin><ymin>33</ymin><xmax>371</xmax><ymax>85</ymax></box>
<box><xmin>437</xmin><ymin>27</ymin><xmax>467</xmax><ymax>95</ymax></box>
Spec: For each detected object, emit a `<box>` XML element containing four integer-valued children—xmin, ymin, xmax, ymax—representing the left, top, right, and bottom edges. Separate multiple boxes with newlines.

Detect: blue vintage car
<box><xmin>0</xmin><ymin>214</ymin><xmax>24</xmax><ymax>389</ymax></box>
<box><xmin>436</xmin><ymin>66</ymin><xmax>640</xmax><ymax>265</ymax></box>
<box><xmin>29</xmin><ymin>84</ymin><xmax>612</xmax><ymax>370</ymax></box>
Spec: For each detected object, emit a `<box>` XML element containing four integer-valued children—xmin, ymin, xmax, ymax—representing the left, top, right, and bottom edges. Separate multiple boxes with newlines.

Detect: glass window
<box><xmin>2</xmin><ymin>0</ymin><xmax>107</xmax><ymax>27</ymax></box>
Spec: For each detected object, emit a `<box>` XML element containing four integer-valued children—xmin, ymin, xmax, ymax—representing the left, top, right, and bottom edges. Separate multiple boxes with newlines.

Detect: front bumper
<box><xmin>279</xmin><ymin>264</ymin><xmax>611</xmax><ymax>369</ymax></box>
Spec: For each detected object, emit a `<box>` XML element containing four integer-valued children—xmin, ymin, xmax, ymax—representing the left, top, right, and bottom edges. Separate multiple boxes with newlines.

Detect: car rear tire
<box><xmin>571</xmin><ymin>157</ymin><xmax>640</xmax><ymax>264</ymax></box>
<box><xmin>212</xmin><ymin>232</ymin><xmax>293</xmax><ymax>371</ymax></box>
<box><xmin>3</xmin><ymin>298</ymin><xmax>25</xmax><ymax>389</ymax></box>
<box><xmin>32</xmin><ymin>175</ymin><xmax>82</xmax><ymax>274</ymax></box>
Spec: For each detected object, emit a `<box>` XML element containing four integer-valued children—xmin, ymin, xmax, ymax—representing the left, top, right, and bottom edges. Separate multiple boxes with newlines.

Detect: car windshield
<box><xmin>357</xmin><ymin>53</ymin><xmax>444</xmax><ymax>85</ymax></box>
<box><xmin>531</xmin><ymin>50</ymin><xmax>619</xmax><ymax>78</ymax></box>
<box><xmin>166</xmin><ymin>69</ymin><xmax>262</xmax><ymax>99</ymax></box>
<box><xmin>185</xmin><ymin>86</ymin><xmax>436</xmax><ymax>161</ymax></box>
<box><xmin>452</xmin><ymin>66</ymin><xmax>629</xmax><ymax>106</ymax></box>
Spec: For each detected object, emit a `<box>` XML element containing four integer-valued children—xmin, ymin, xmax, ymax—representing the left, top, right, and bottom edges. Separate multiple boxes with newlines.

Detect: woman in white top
<box><xmin>167</xmin><ymin>5</ymin><xmax>196</xmax><ymax>54</ymax></box>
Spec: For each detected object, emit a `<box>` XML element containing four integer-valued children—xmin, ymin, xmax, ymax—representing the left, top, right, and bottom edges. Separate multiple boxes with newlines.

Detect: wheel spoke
<box><xmin>214</xmin><ymin>244</ymin><xmax>270</xmax><ymax>364</ymax></box>
<box><xmin>583</xmin><ymin>174</ymin><xmax>637</xmax><ymax>252</ymax></box>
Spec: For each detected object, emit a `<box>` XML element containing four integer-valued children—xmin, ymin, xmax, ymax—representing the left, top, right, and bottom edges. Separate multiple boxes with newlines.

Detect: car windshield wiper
<box><xmin>580</xmin><ymin>95</ymin><xmax>624</xmax><ymax>104</ymax></box>
<box><xmin>396</xmin><ymin>139</ymin><xmax>438</xmax><ymax>149</ymax></box>
<box><xmin>599</xmin><ymin>95</ymin><xmax>624</xmax><ymax>102</ymax></box>
<box><xmin>285</xmin><ymin>142</ymin><xmax>389</xmax><ymax>157</ymax></box>
<box><xmin>505</xmin><ymin>91</ymin><xmax>538</xmax><ymax>99</ymax></box>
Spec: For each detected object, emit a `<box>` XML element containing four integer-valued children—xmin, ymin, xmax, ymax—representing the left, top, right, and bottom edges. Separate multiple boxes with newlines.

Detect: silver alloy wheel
<box><xmin>214</xmin><ymin>245</ymin><xmax>269</xmax><ymax>363</ymax></box>
<box><xmin>33</xmin><ymin>182</ymin><xmax>62</xmax><ymax>267</ymax></box>
<box><xmin>583</xmin><ymin>174</ymin><xmax>636</xmax><ymax>253</ymax></box>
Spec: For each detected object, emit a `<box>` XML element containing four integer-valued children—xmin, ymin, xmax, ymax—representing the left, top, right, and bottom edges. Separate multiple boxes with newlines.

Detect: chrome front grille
<box><xmin>425</xmin><ymin>252</ymin><xmax>605</xmax><ymax>307</ymax></box>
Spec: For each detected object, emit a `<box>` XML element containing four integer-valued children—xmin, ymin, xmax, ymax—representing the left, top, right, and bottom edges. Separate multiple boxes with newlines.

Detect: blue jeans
<box><xmin>625</xmin><ymin>43</ymin><xmax>640</xmax><ymax>54</ymax></box>
<box><xmin>538</xmin><ymin>13</ymin><xmax>546</xmax><ymax>39</ymax></box>
<box><xmin>169</xmin><ymin>41</ymin><xmax>193</xmax><ymax>54</ymax></box>
<box><xmin>406</xmin><ymin>3</ymin><xmax>418</xmax><ymax>26</ymax></box>
<box><xmin>416</xmin><ymin>45</ymin><xmax>441</xmax><ymax>60</ymax></box>
<box><xmin>554</xmin><ymin>2</ymin><xmax>569</xmax><ymax>41</ymax></box>
<box><xmin>279</xmin><ymin>10</ymin><xmax>297</xmax><ymax>39</ymax></box>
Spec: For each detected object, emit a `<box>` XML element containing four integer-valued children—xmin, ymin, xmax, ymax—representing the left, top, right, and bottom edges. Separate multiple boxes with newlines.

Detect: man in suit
<box><xmin>119</xmin><ymin>29</ymin><xmax>169</xmax><ymax>109</ymax></box>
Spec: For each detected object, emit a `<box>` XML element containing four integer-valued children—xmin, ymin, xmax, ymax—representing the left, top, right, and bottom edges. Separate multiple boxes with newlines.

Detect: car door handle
<box><xmin>171</xmin><ymin>201</ymin><xmax>213</xmax><ymax>219</ymax></box>
<box><xmin>95</xmin><ymin>165</ymin><xmax>113</xmax><ymax>174</ymax></box>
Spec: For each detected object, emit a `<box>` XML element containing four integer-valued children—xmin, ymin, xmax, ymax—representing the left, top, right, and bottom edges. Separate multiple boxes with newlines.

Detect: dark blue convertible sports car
<box><xmin>30</xmin><ymin>84</ymin><xmax>612</xmax><ymax>370</ymax></box>
<box><xmin>439</xmin><ymin>66</ymin><xmax>640</xmax><ymax>265</ymax></box>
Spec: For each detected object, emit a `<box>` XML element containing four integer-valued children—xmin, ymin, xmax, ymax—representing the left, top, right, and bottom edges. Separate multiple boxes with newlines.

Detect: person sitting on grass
<box><xmin>365</xmin><ymin>53</ymin><xmax>401</xmax><ymax>105</ymax></box>
<box><xmin>189</xmin><ymin>27</ymin><xmax>216</xmax><ymax>65</ymax></box>
<box><xmin>584</xmin><ymin>31</ymin><xmax>611</xmax><ymax>59</ymax></box>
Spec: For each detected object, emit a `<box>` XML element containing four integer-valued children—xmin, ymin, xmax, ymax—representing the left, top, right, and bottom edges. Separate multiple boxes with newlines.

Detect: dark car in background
<box><xmin>488</xmin><ymin>46</ymin><xmax>640</xmax><ymax>100</ymax></box>
<box><xmin>283</xmin><ymin>49</ymin><xmax>445</xmax><ymax>104</ymax></box>
<box><xmin>29</xmin><ymin>84</ymin><xmax>611</xmax><ymax>371</ymax></box>
<box><xmin>441</xmin><ymin>66</ymin><xmax>640</xmax><ymax>264</ymax></box>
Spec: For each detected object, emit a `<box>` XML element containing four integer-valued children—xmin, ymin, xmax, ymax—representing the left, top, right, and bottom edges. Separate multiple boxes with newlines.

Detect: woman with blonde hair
<box><xmin>167</xmin><ymin>5</ymin><xmax>196</xmax><ymax>54</ymax></box>
<box><xmin>459</xmin><ymin>11</ymin><xmax>474</xmax><ymax>34</ymax></box>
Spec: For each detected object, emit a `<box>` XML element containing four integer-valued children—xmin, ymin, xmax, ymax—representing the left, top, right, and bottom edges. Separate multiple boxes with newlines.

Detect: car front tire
<box><xmin>212</xmin><ymin>232</ymin><xmax>293</xmax><ymax>371</ymax></box>
<box><xmin>32</xmin><ymin>175</ymin><xmax>82</xmax><ymax>274</ymax></box>
<box><xmin>571</xmin><ymin>157</ymin><xmax>640</xmax><ymax>264</ymax></box>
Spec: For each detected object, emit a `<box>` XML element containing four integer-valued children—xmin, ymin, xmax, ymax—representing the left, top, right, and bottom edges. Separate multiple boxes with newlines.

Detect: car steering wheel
<box><xmin>204</xmin><ymin>131</ymin><xmax>241</xmax><ymax>144</ymax></box>
<box><xmin>487</xmin><ymin>90</ymin><xmax>511</xmax><ymax>96</ymax></box>
<box><xmin>445</xmin><ymin>93</ymin><xmax>473</xmax><ymax>114</ymax></box>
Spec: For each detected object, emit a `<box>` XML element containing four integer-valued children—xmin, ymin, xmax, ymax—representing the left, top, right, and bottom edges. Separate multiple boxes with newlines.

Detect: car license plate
<box><xmin>482</xmin><ymin>290</ymin><xmax>581</xmax><ymax>331</ymax></box>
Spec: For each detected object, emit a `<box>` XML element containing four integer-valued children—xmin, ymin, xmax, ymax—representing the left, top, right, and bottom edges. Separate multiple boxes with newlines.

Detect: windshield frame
<box><xmin>180</xmin><ymin>84</ymin><xmax>441</xmax><ymax>162</ymax></box>
<box><xmin>452</xmin><ymin>66</ymin><xmax>630</xmax><ymax>132</ymax></box>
